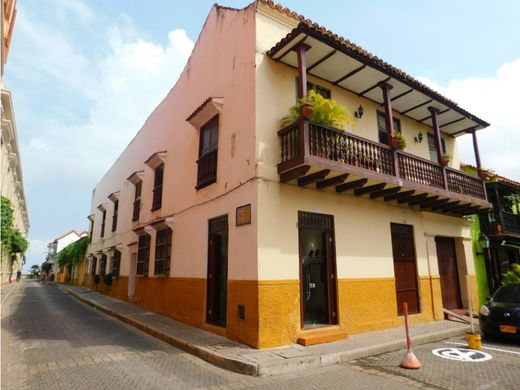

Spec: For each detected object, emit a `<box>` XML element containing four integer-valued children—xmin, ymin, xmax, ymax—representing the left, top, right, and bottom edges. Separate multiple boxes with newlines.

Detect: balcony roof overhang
<box><xmin>268</xmin><ymin>23</ymin><xmax>490</xmax><ymax>137</ymax></box>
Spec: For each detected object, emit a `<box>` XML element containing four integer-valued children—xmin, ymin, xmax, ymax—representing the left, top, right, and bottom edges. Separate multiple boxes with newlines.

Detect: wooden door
<box><xmin>436</xmin><ymin>237</ymin><xmax>462</xmax><ymax>310</ymax></box>
<box><xmin>391</xmin><ymin>223</ymin><xmax>420</xmax><ymax>315</ymax></box>
<box><xmin>206</xmin><ymin>215</ymin><xmax>228</xmax><ymax>326</ymax></box>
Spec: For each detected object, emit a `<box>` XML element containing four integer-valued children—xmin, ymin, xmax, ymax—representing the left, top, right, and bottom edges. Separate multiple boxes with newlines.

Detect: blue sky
<box><xmin>4</xmin><ymin>0</ymin><xmax>520</xmax><ymax>270</ymax></box>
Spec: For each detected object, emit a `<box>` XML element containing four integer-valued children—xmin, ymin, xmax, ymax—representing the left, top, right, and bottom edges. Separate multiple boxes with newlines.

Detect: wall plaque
<box><xmin>236</xmin><ymin>204</ymin><xmax>251</xmax><ymax>226</ymax></box>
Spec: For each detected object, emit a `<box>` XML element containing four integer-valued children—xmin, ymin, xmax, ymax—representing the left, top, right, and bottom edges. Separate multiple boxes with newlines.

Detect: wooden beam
<box><xmin>409</xmin><ymin>195</ymin><xmax>438</xmax><ymax>207</ymax></box>
<box><xmin>384</xmin><ymin>189</ymin><xmax>415</xmax><ymax>202</ymax></box>
<box><xmin>440</xmin><ymin>116</ymin><xmax>466</xmax><ymax>129</ymax></box>
<box><xmin>470</xmin><ymin>129</ymin><xmax>482</xmax><ymax>170</ymax></box>
<box><xmin>398</xmin><ymin>193</ymin><xmax>427</xmax><ymax>204</ymax></box>
<box><xmin>333</xmin><ymin>64</ymin><xmax>365</xmax><ymax>85</ymax></box>
<box><xmin>433</xmin><ymin>201</ymin><xmax>460</xmax><ymax>211</ymax></box>
<box><xmin>295</xmin><ymin>43</ymin><xmax>309</xmax><ymax>98</ymax></box>
<box><xmin>454</xmin><ymin>206</ymin><xmax>481</xmax><ymax>216</ymax></box>
<box><xmin>336</xmin><ymin>178</ymin><xmax>368</xmax><ymax>193</ymax></box>
<box><xmin>298</xmin><ymin>169</ymin><xmax>330</xmax><ymax>187</ymax></box>
<box><xmin>428</xmin><ymin>106</ymin><xmax>443</xmax><ymax>164</ymax></box>
<box><xmin>280</xmin><ymin>165</ymin><xmax>310</xmax><ymax>183</ymax></box>
<box><xmin>401</xmin><ymin>99</ymin><xmax>433</xmax><ymax>115</ymax></box>
<box><xmin>354</xmin><ymin>183</ymin><xmax>386</xmax><ymax>197</ymax></box>
<box><xmin>391</xmin><ymin>88</ymin><xmax>414</xmax><ymax>102</ymax></box>
<box><xmin>370</xmin><ymin>186</ymin><xmax>401</xmax><ymax>199</ymax></box>
<box><xmin>418</xmin><ymin>108</ymin><xmax>449</xmax><ymax>123</ymax></box>
<box><xmin>307</xmin><ymin>50</ymin><xmax>336</xmax><ymax>72</ymax></box>
<box><xmin>423</xmin><ymin>198</ymin><xmax>449</xmax><ymax>209</ymax></box>
<box><xmin>359</xmin><ymin>77</ymin><xmax>391</xmax><ymax>97</ymax></box>
<box><xmin>379</xmin><ymin>82</ymin><xmax>395</xmax><ymax>142</ymax></box>
<box><xmin>316</xmin><ymin>173</ymin><xmax>349</xmax><ymax>189</ymax></box>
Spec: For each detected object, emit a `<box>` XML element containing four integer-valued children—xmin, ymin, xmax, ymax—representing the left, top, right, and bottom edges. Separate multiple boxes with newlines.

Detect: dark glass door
<box><xmin>298</xmin><ymin>212</ymin><xmax>337</xmax><ymax>327</ymax></box>
<box><xmin>206</xmin><ymin>215</ymin><xmax>228</xmax><ymax>326</ymax></box>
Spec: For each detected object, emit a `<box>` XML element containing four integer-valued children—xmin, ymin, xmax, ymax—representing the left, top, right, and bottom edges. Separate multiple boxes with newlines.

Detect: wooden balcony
<box><xmin>480</xmin><ymin>211</ymin><xmax>520</xmax><ymax>237</ymax></box>
<box><xmin>278</xmin><ymin>120</ymin><xmax>491</xmax><ymax>216</ymax></box>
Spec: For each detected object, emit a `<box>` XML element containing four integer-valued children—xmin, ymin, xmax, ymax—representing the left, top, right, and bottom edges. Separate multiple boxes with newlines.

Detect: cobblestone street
<box><xmin>2</xmin><ymin>281</ymin><xmax>430</xmax><ymax>389</ymax></box>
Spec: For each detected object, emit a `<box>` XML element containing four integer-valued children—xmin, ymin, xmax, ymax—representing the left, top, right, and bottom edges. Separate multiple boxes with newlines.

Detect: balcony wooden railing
<box><xmin>111</xmin><ymin>213</ymin><xmax>118</xmax><ymax>232</ymax></box>
<box><xmin>278</xmin><ymin>120</ymin><xmax>487</xmax><ymax>201</ymax></box>
<box><xmin>196</xmin><ymin>149</ymin><xmax>218</xmax><ymax>189</ymax></box>
<box><xmin>132</xmin><ymin>200</ymin><xmax>140</xmax><ymax>222</ymax></box>
<box><xmin>480</xmin><ymin>210</ymin><xmax>520</xmax><ymax>236</ymax></box>
<box><xmin>151</xmin><ymin>184</ymin><xmax>163</xmax><ymax>211</ymax></box>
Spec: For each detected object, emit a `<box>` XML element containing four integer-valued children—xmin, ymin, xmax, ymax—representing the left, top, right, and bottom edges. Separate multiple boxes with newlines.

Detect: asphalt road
<box><xmin>4</xmin><ymin>280</ymin><xmax>518</xmax><ymax>389</ymax></box>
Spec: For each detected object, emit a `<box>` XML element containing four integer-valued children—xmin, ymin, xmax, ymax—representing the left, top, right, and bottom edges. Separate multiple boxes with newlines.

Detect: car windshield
<box><xmin>494</xmin><ymin>284</ymin><xmax>520</xmax><ymax>304</ymax></box>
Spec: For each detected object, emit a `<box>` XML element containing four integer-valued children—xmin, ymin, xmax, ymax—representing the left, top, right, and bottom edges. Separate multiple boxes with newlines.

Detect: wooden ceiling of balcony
<box><xmin>268</xmin><ymin>23</ymin><xmax>489</xmax><ymax>137</ymax></box>
<box><xmin>281</xmin><ymin>164</ymin><xmax>488</xmax><ymax>217</ymax></box>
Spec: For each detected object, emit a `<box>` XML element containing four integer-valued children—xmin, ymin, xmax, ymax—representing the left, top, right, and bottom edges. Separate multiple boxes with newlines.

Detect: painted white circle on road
<box><xmin>432</xmin><ymin>347</ymin><xmax>492</xmax><ymax>362</ymax></box>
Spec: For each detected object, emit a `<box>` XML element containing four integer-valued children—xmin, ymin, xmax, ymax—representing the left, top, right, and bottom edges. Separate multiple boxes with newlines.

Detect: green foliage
<box><xmin>57</xmin><ymin>237</ymin><xmax>89</xmax><ymax>267</ymax></box>
<box><xmin>30</xmin><ymin>264</ymin><xmax>41</xmax><ymax>278</ymax></box>
<box><xmin>504</xmin><ymin>193</ymin><xmax>520</xmax><ymax>214</ymax></box>
<box><xmin>1</xmin><ymin>196</ymin><xmax>29</xmax><ymax>256</ymax></box>
<box><xmin>391</xmin><ymin>131</ymin><xmax>407</xmax><ymax>149</ymax></box>
<box><xmin>281</xmin><ymin>89</ymin><xmax>356</xmax><ymax>130</ymax></box>
<box><xmin>501</xmin><ymin>263</ymin><xmax>520</xmax><ymax>285</ymax></box>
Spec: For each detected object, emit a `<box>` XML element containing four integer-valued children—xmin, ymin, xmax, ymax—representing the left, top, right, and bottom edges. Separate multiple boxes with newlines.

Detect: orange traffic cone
<box><xmin>399</xmin><ymin>302</ymin><xmax>422</xmax><ymax>369</ymax></box>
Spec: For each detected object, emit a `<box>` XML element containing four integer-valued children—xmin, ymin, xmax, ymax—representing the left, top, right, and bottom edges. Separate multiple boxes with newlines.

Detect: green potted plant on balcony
<box><xmin>281</xmin><ymin>89</ymin><xmax>355</xmax><ymax>130</ymax></box>
<box><xmin>390</xmin><ymin>131</ymin><xmax>407</xmax><ymax>150</ymax></box>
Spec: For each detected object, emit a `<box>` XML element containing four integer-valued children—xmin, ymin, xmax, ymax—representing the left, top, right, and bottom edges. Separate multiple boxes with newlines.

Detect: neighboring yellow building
<box><xmin>1</xmin><ymin>0</ymin><xmax>30</xmax><ymax>283</ymax></box>
<box><xmin>85</xmin><ymin>1</ymin><xmax>490</xmax><ymax>348</ymax></box>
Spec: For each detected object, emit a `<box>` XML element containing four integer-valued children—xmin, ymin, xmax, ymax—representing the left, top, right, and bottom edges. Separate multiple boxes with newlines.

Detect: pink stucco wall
<box><xmin>88</xmin><ymin>4</ymin><xmax>258</xmax><ymax>281</ymax></box>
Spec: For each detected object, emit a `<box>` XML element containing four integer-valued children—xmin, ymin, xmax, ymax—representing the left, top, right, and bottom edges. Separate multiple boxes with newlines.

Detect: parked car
<box><xmin>479</xmin><ymin>283</ymin><xmax>520</xmax><ymax>341</ymax></box>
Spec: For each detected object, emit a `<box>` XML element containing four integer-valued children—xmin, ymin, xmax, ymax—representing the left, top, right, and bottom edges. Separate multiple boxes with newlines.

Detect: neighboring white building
<box><xmin>1</xmin><ymin>0</ymin><xmax>30</xmax><ymax>283</ymax></box>
<box><xmin>44</xmin><ymin>230</ymin><xmax>88</xmax><ymax>275</ymax></box>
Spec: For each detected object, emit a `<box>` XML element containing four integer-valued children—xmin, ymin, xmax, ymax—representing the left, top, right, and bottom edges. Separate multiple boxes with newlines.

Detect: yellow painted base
<box><xmin>257</xmin><ymin>280</ymin><xmax>300</xmax><ymax>348</ymax></box>
<box><xmin>79</xmin><ymin>274</ymin><xmax>449</xmax><ymax>349</ymax></box>
<box><xmin>297</xmin><ymin>328</ymin><xmax>348</xmax><ymax>346</ymax></box>
<box><xmin>134</xmin><ymin>277</ymin><xmax>206</xmax><ymax>327</ymax></box>
<box><xmin>227</xmin><ymin>280</ymin><xmax>259</xmax><ymax>347</ymax></box>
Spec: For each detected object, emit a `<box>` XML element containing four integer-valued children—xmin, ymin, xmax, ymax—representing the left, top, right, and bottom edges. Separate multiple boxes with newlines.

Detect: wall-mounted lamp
<box><xmin>476</xmin><ymin>232</ymin><xmax>490</xmax><ymax>255</ymax></box>
<box><xmin>414</xmin><ymin>131</ymin><xmax>423</xmax><ymax>143</ymax></box>
<box><xmin>354</xmin><ymin>105</ymin><xmax>364</xmax><ymax>119</ymax></box>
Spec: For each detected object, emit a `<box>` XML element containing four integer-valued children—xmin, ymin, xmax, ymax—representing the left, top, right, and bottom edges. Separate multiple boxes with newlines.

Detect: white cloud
<box><xmin>25</xmin><ymin>239</ymin><xmax>49</xmax><ymax>265</ymax></box>
<box><xmin>19</xmin><ymin>17</ymin><xmax>194</xmax><ymax>184</ymax></box>
<box><xmin>12</xmin><ymin>1</ymin><xmax>194</xmax><ymax>268</ymax></box>
<box><xmin>418</xmin><ymin>58</ymin><xmax>520</xmax><ymax>182</ymax></box>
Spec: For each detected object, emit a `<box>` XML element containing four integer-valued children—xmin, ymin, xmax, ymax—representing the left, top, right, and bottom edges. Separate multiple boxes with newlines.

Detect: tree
<box><xmin>30</xmin><ymin>264</ymin><xmax>41</xmax><ymax>278</ymax></box>
<box><xmin>57</xmin><ymin>237</ymin><xmax>89</xmax><ymax>268</ymax></box>
<box><xmin>1</xmin><ymin>196</ymin><xmax>29</xmax><ymax>261</ymax></box>
<box><xmin>1</xmin><ymin>196</ymin><xmax>14</xmax><ymax>253</ymax></box>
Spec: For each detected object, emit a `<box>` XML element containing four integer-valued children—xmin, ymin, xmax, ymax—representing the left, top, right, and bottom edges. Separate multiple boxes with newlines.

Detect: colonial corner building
<box><xmin>84</xmin><ymin>1</ymin><xmax>490</xmax><ymax>348</ymax></box>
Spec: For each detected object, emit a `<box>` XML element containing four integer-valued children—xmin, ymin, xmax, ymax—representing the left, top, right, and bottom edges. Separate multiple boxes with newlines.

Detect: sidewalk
<box><xmin>58</xmin><ymin>283</ymin><xmax>470</xmax><ymax>377</ymax></box>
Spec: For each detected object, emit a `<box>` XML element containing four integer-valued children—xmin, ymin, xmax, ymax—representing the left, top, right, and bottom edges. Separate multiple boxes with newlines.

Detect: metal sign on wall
<box><xmin>236</xmin><ymin>204</ymin><xmax>251</xmax><ymax>226</ymax></box>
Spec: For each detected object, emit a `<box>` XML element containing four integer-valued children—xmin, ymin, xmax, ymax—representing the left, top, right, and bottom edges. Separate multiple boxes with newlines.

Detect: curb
<box><xmin>59</xmin><ymin>284</ymin><xmax>470</xmax><ymax>377</ymax></box>
<box><xmin>59</xmin><ymin>284</ymin><xmax>259</xmax><ymax>376</ymax></box>
<box><xmin>1</xmin><ymin>280</ymin><xmax>23</xmax><ymax>306</ymax></box>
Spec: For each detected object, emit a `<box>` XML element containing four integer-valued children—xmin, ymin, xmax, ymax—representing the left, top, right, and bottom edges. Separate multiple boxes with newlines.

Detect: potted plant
<box><xmin>281</xmin><ymin>89</ymin><xmax>356</xmax><ymax>130</ymax></box>
<box><xmin>440</xmin><ymin>154</ymin><xmax>451</xmax><ymax>166</ymax></box>
<box><xmin>390</xmin><ymin>131</ymin><xmax>407</xmax><ymax>150</ymax></box>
